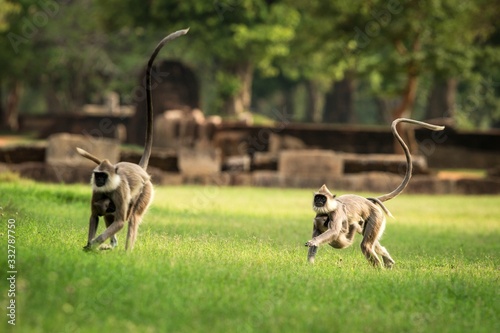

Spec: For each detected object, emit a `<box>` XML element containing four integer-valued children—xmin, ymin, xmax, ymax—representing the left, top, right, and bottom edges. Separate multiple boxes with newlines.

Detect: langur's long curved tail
<box><xmin>139</xmin><ymin>28</ymin><xmax>190</xmax><ymax>170</ymax></box>
<box><xmin>76</xmin><ymin>29</ymin><xmax>188</xmax><ymax>169</ymax></box>
<box><xmin>375</xmin><ymin>118</ymin><xmax>445</xmax><ymax>202</ymax></box>
<box><xmin>76</xmin><ymin>147</ymin><xmax>101</xmax><ymax>165</ymax></box>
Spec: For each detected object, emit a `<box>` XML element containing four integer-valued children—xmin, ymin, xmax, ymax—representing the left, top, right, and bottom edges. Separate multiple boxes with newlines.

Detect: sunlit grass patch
<box><xmin>0</xmin><ymin>181</ymin><xmax>498</xmax><ymax>333</ymax></box>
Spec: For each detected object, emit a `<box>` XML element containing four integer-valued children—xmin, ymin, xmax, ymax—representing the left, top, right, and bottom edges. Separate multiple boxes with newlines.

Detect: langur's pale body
<box><xmin>306</xmin><ymin>118</ymin><xmax>445</xmax><ymax>267</ymax></box>
<box><xmin>77</xmin><ymin>29</ymin><xmax>189</xmax><ymax>251</ymax></box>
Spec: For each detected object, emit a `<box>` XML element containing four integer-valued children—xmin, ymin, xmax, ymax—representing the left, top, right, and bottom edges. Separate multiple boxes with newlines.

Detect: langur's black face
<box><xmin>94</xmin><ymin>172</ymin><xmax>108</xmax><ymax>187</ymax></box>
<box><xmin>314</xmin><ymin>194</ymin><xmax>327</xmax><ymax>207</ymax></box>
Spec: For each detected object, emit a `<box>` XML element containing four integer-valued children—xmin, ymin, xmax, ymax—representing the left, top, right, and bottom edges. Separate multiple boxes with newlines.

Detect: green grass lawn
<box><xmin>0</xmin><ymin>180</ymin><xmax>499</xmax><ymax>333</ymax></box>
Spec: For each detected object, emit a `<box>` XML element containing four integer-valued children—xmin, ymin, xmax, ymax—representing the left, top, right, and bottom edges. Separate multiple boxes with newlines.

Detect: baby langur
<box><xmin>92</xmin><ymin>195</ymin><xmax>117</xmax><ymax>250</ymax></box>
<box><xmin>305</xmin><ymin>118</ymin><xmax>445</xmax><ymax>267</ymax></box>
<box><xmin>77</xmin><ymin>28</ymin><xmax>189</xmax><ymax>251</ymax></box>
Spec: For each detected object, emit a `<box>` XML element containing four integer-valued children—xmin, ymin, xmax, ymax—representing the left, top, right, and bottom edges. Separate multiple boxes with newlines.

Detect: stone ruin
<box><xmin>1</xmin><ymin>57</ymin><xmax>499</xmax><ymax>193</ymax></box>
<box><xmin>153</xmin><ymin>108</ymin><xmax>222</xmax><ymax>176</ymax></box>
<box><xmin>2</xmin><ymin>133</ymin><xmax>120</xmax><ymax>183</ymax></box>
<box><xmin>46</xmin><ymin>133</ymin><xmax>120</xmax><ymax>167</ymax></box>
<box><xmin>128</xmin><ymin>60</ymin><xmax>224</xmax><ymax>177</ymax></box>
<box><xmin>1</xmin><ymin>130</ymin><xmax>499</xmax><ymax>194</ymax></box>
<box><xmin>129</xmin><ymin>60</ymin><xmax>200</xmax><ymax>145</ymax></box>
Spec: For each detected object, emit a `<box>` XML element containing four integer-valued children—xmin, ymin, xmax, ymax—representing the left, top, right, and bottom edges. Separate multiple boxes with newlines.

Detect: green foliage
<box><xmin>216</xmin><ymin>70</ymin><xmax>242</xmax><ymax>99</ymax></box>
<box><xmin>94</xmin><ymin>0</ymin><xmax>302</xmax><ymax>114</ymax></box>
<box><xmin>0</xmin><ymin>0</ymin><xmax>499</xmax><ymax>125</ymax></box>
<box><xmin>0</xmin><ymin>182</ymin><xmax>499</xmax><ymax>332</ymax></box>
<box><xmin>344</xmin><ymin>0</ymin><xmax>493</xmax><ymax>87</ymax></box>
<box><xmin>0</xmin><ymin>0</ymin><xmax>20</xmax><ymax>32</ymax></box>
<box><xmin>283</xmin><ymin>0</ymin><xmax>500</xmax><ymax>125</ymax></box>
<box><xmin>97</xmin><ymin>0</ymin><xmax>299</xmax><ymax>78</ymax></box>
<box><xmin>0</xmin><ymin>0</ymin><xmax>119</xmax><ymax>112</ymax></box>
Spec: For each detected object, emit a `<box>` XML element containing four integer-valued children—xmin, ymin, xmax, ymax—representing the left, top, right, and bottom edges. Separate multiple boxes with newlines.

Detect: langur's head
<box><xmin>91</xmin><ymin>160</ymin><xmax>120</xmax><ymax>192</ymax></box>
<box><xmin>312</xmin><ymin>184</ymin><xmax>338</xmax><ymax>214</ymax></box>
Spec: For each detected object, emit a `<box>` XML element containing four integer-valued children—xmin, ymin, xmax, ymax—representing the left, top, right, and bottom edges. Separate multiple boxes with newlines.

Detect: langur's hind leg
<box><xmin>374</xmin><ymin>242</ymin><xmax>395</xmax><ymax>268</ymax></box>
<box><xmin>126</xmin><ymin>215</ymin><xmax>139</xmax><ymax>251</ymax></box>
<box><xmin>125</xmin><ymin>182</ymin><xmax>154</xmax><ymax>251</ymax></box>
<box><xmin>360</xmin><ymin>213</ymin><xmax>386</xmax><ymax>267</ymax></box>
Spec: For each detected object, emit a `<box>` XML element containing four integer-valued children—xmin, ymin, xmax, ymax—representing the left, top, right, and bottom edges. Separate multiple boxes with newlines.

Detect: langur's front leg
<box><xmin>83</xmin><ymin>214</ymin><xmax>99</xmax><ymax>251</ymax></box>
<box><xmin>305</xmin><ymin>216</ymin><xmax>343</xmax><ymax>248</ymax></box>
<box><xmin>307</xmin><ymin>226</ymin><xmax>322</xmax><ymax>263</ymax></box>
<box><xmin>88</xmin><ymin>195</ymin><xmax>127</xmax><ymax>250</ymax></box>
<box><xmin>329</xmin><ymin>222</ymin><xmax>362</xmax><ymax>249</ymax></box>
<box><xmin>90</xmin><ymin>219</ymin><xmax>125</xmax><ymax>250</ymax></box>
<box><xmin>99</xmin><ymin>215</ymin><xmax>117</xmax><ymax>250</ymax></box>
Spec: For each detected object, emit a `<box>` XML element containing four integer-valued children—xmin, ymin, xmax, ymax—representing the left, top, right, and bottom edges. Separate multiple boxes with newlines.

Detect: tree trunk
<box><xmin>374</xmin><ymin>97</ymin><xmax>396</xmax><ymax>124</ymax></box>
<box><xmin>304</xmin><ymin>80</ymin><xmax>315</xmax><ymax>122</ymax></box>
<box><xmin>304</xmin><ymin>80</ymin><xmax>323</xmax><ymax>122</ymax></box>
<box><xmin>45</xmin><ymin>83</ymin><xmax>63</xmax><ymax>114</ymax></box>
<box><xmin>392</xmin><ymin>37</ymin><xmax>421</xmax><ymax>154</ymax></box>
<box><xmin>323</xmin><ymin>75</ymin><xmax>355</xmax><ymax>123</ymax></box>
<box><xmin>223</xmin><ymin>62</ymin><xmax>254</xmax><ymax>116</ymax></box>
<box><xmin>425</xmin><ymin>78</ymin><xmax>457</xmax><ymax>120</ymax></box>
<box><xmin>283</xmin><ymin>84</ymin><xmax>296</xmax><ymax>120</ymax></box>
<box><xmin>391</xmin><ymin>73</ymin><xmax>419</xmax><ymax>154</ymax></box>
<box><xmin>0</xmin><ymin>79</ymin><xmax>4</xmax><ymax>130</ymax></box>
<box><xmin>4</xmin><ymin>80</ymin><xmax>22</xmax><ymax>131</ymax></box>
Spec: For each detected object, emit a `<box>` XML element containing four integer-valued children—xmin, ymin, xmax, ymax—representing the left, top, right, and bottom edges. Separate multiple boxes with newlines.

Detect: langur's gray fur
<box><xmin>305</xmin><ymin>118</ymin><xmax>445</xmax><ymax>267</ymax></box>
<box><xmin>76</xmin><ymin>29</ymin><xmax>189</xmax><ymax>251</ymax></box>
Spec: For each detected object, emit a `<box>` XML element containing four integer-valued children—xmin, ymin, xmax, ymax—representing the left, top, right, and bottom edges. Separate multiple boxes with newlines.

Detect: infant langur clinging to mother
<box><xmin>305</xmin><ymin>118</ymin><xmax>445</xmax><ymax>268</ymax></box>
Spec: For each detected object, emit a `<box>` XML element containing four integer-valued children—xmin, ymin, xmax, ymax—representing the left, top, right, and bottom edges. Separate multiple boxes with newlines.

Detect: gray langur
<box><xmin>76</xmin><ymin>29</ymin><xmax>189</xmax><ymax>251</ymax></box>
<box><xmin>305</xmin><ymin>118</ymin><xmax>445</xmax><ymax>267</ymax></box>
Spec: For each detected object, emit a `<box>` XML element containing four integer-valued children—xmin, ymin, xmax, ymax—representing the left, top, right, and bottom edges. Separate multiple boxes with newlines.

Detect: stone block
<box><xmin>407</xmin><ymin>175</ymin><xmax>455</xmax><ymax>194</ymax></box>
<box><xmin>10</xmin><ymin>162</ymin><xmax>91</xmax><ymax>183</ymax></box>
<box><xmin>46</xmin><ymin>133</ymin><xmax>119</xmax><ymax>167</ymax></box>
<box><xmin>252</xmin><ymin>171</ymin><xmax>281</xmax><ymax>187</ymax></box>
<box><xmin>0</xmin><ymin>143</ymin><xmax>45</xmax><ymax>164</ymax></box>
<box><xmin>229</xmin><ymin>172</ymin><xmax>253</xmax><ymax>186</ymax></box>
<box><xmin>268</xmin><ymin>134</ymin><xmax>306</xmax><ymax>154</ymax></box>
<box><xmin>223</xmin><ymin>155</ymin><xmax>251</xmax><ymax>172</ymax></box>
<box><xmin>279</xmin><ymin>149</ymin><xmax>343</xmax><ymax>178</ymax></box>
<box><xmin>252</xmin><ymin>152</ymin><xmax>278</xmax><ymax>170</ymax></box>
<box><xmin>455</xmin><ymin>178</ymin><xmax>500</xmax><ymax>194</ymax></box>
<box><xmin>341</xmin><ymin>153</ymin><xmax>429</xmax><ymax>175</ymax></box>
<box><xmin>178</xmin><ymin>147</ymin><xmax>221</xmax><ymax>176</ymax></box>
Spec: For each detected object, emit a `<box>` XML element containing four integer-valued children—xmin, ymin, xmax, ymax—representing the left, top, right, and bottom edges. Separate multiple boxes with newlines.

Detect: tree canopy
<box><xmin>1</xmin><ymin>0</ymin><xmax>499</xmax><ymax>129</ymax></box>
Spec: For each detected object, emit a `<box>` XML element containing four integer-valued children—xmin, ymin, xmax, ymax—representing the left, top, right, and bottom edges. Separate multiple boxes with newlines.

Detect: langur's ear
<box><xmin>319</xmin><ymin>184</ymin><xmax>334</xmax><ymax>197</ymax></box>
<box><xmin>115</xmin><ymin>166</ymin><xmax>119</xmax><ymax>173</ymax></box>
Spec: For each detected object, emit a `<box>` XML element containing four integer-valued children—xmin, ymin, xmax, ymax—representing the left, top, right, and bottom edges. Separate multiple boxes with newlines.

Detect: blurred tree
<box><xmin>0</xmin><ymin>0</ymin><xmax>120</xmax><ymax>131</ymax></box>
<box><xmin>0</xmin><ymin>0</ymin><xmax>21</xmax><ymax>130</ymax></box>
<box><xmin>355</xmin><ymin>0</ymin><xmax>499</xmax><ymax>130</ymax></box>
<box><xmin>96</xmin><ymin>0</ymin><xmax>300</xmax><ymax>116</ymax></box>
<box><xmin>0</xmin><ymin>0</ymin><xmax>498</xmax><ymax>132</ymax></box>
<box><xmin>0</xmin><ymin>0</ymin><xmax>19</xmax><ymax>32</ymax></box>
<box><xmin>284</xmin><ymin>0</ymin><xmax>499</xmax><ymax>129</ymax></box>
<box><xmin>280</xmin><ymin>0</ymin><xmax>360</xmax><ymax>123</ymax></box>
<box><xmin>455</xmin><ymin>15</ymin><xmax>500</xmax><ymax>129</ymax></box>
<box><xmin>425</xmin><ymin>78</ymin><xmax>457</xmax><ymax>120</ymax></box>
